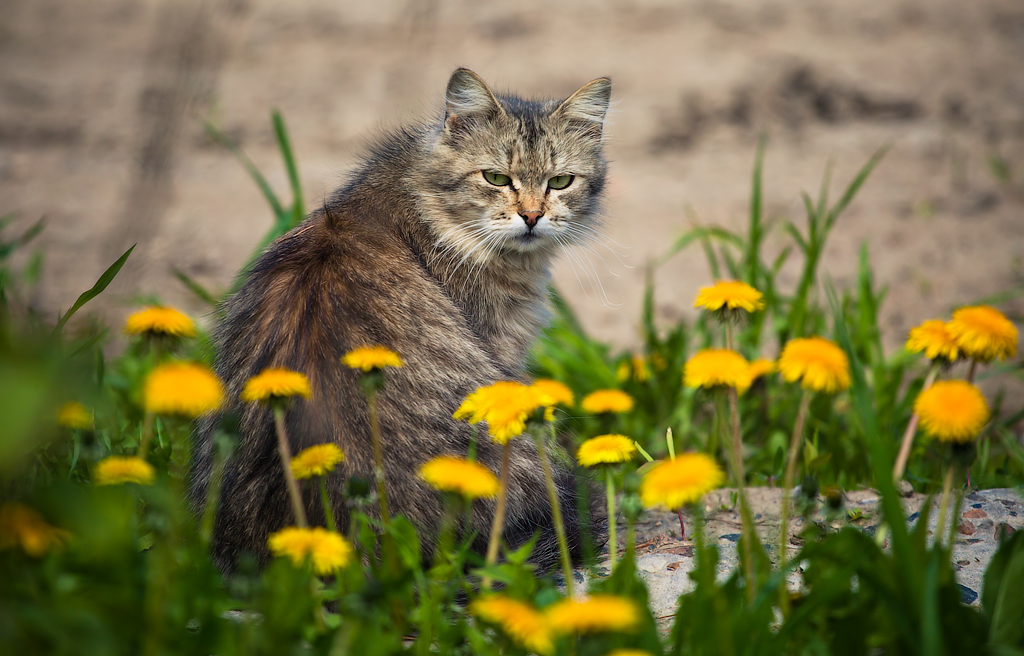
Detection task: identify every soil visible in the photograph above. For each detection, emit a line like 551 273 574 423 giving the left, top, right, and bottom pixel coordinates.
1 0 1023 368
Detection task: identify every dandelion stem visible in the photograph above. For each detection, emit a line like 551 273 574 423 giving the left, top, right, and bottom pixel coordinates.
727 385 757 602
534 426 574 596
483 442 512 590
606 468 618 571
936 463 955 543
676 508 686 540
319 476 337 532
967 358 978 384
779 389 812 566
200 437 228 544
893 362 940 481
273 407 307 528
138 410 155 459
367 390 391 524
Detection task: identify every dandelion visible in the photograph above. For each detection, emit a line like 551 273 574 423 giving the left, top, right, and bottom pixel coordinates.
94 456 155 486
531 379 574 408
684 349 752 391
577 434 636 467
268 526 354 575
546 594 640 634
694 280 765 315
617 355 650 383
746 359 775 386
241 368 311 404
144 362 225 416
948 305 1018 363
640 452 725 510
906 319 961 363
419 456 499 500
454 381 543 444
0 503 70 557
341 345 404 372
471 596 553 655
778 336 851 394
578 434 636 568
580 389 634 415
915 380 990 443
124 306 196 338
291 444 344 480
57 401 92 430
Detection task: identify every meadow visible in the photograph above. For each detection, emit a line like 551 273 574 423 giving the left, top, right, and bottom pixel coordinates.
1 119 1022 655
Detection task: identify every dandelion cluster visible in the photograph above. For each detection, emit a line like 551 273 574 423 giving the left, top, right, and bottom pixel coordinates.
545 594 640 634
454 381 543 444
241 367 311 403
144 362 225 416
577 434 637 467
0 503 69 557
342 346 404 372
693 280 765 314
778 336 850 394
94 456 156 486
419 456 500 500
267 526 354 575
290 444 344 480
580 389 634 414
948 305 1018 363
57 401 92 430
470 596 553 655
640 452 724 510
124 306 197 338
684 349 751 391
914 380 990 443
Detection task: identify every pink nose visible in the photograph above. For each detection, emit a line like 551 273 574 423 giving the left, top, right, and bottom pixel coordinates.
520 210 543 228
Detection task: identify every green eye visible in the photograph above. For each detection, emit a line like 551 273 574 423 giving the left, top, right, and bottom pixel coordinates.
483 171 512 186
547 174 574 190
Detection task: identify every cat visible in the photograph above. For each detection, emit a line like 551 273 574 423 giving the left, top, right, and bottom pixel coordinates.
189 68 612 573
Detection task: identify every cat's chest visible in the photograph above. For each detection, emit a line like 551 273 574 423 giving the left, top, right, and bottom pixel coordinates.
462 273 549 372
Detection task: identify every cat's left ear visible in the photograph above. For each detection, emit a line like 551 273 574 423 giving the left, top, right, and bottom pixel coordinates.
556 77 612 135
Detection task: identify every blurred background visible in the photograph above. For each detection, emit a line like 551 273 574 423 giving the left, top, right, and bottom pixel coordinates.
1 0 1022 352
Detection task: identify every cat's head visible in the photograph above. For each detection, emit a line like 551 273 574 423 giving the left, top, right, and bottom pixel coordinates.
421 69 611 264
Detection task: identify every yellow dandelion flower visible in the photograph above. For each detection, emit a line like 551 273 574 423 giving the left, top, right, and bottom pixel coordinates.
342 345 404 372
124 306 197 338
683 349 752 391
240 367 311 404
914 380 990 443
94 456 155 486
640 452 724 510
453 381 543 444
419 456 500 500
746 359 775 384
268 526 354 575
616 361 630 382
546 594 640 635
617 355 650 383
577 434 637 467
290 443 344 480
580 389 634 414
693 280 765 313
948 305 1018 363
57 401 92 430
0 503 70 557
531 379 575 408
777 336 850 394
144 362 225 416
906 319 961 362
471 596 553 656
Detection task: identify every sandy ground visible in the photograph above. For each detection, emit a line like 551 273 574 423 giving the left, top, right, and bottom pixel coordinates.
1 0 1023 363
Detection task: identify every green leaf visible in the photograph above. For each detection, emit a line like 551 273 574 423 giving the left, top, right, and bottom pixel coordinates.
172 267 221 309
55 244 134 332
984 530 1024 647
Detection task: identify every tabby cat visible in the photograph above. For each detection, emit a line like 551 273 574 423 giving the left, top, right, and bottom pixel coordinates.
189 68 612 572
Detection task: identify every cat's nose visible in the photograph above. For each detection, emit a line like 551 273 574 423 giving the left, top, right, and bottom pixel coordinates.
519 210 543 229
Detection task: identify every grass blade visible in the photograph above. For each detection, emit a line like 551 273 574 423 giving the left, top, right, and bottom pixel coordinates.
55 244 134 333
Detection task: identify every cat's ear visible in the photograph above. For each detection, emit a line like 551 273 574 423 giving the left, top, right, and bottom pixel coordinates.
556 77 612 135
444 68 504 134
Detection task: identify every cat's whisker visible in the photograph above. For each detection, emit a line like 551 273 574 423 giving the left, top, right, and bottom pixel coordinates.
555 233 620 309
559 226 626 278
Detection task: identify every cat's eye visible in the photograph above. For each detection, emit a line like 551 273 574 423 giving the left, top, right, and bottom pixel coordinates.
547 174 575 190
483 171 512 186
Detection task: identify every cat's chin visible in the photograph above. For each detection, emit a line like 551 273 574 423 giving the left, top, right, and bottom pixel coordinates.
501 232 557 256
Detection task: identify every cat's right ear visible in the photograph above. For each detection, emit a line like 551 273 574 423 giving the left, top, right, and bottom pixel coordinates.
444 68 504 136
